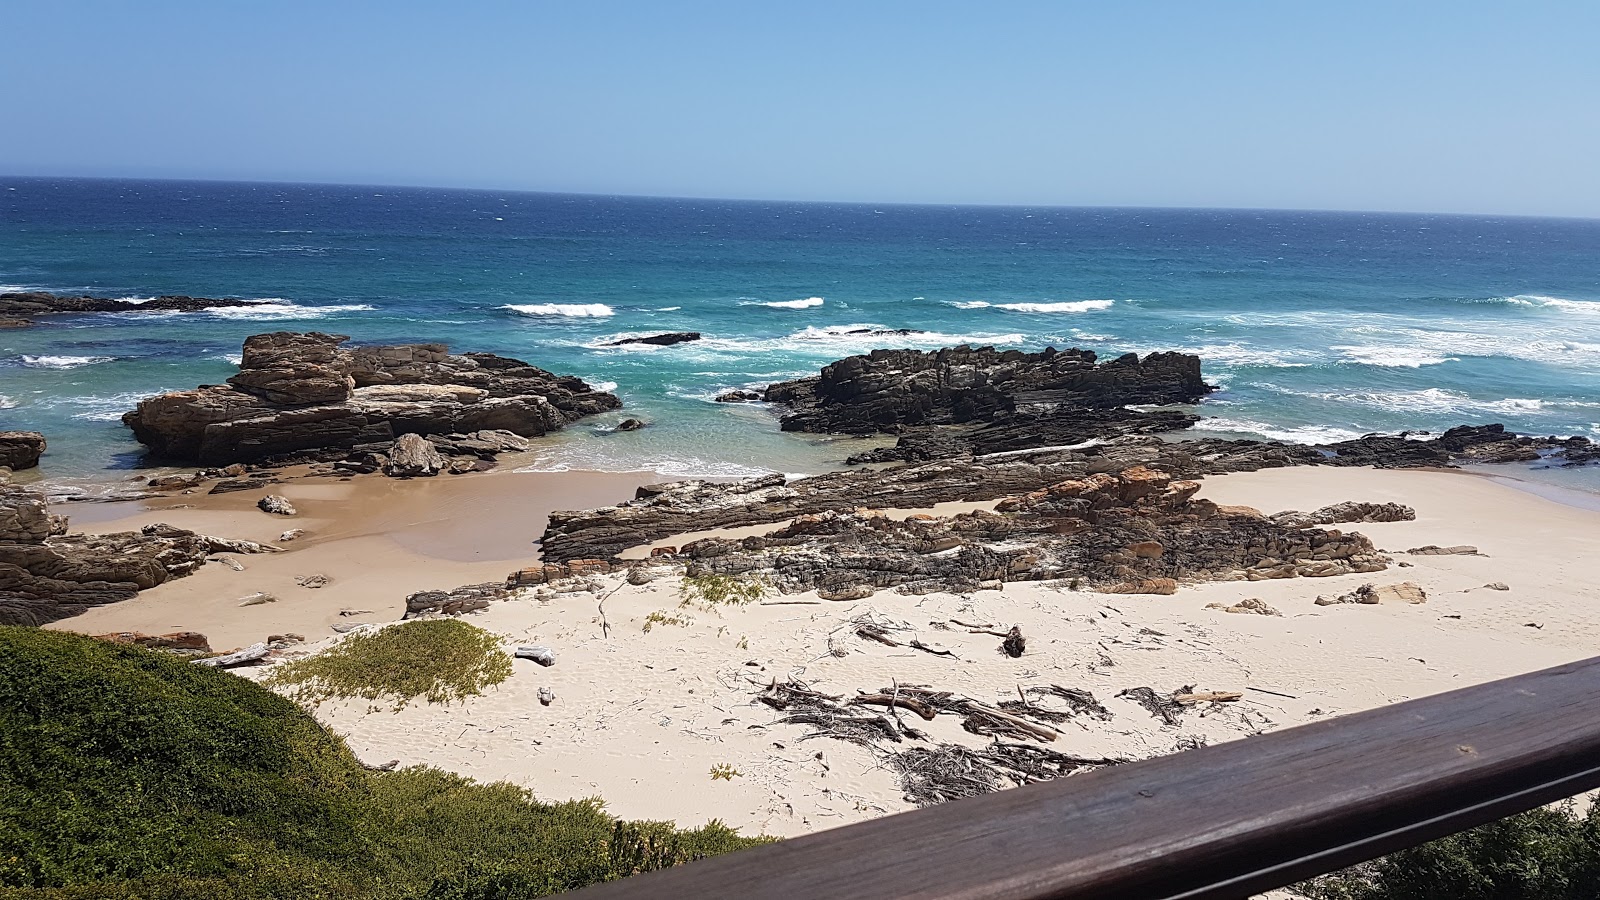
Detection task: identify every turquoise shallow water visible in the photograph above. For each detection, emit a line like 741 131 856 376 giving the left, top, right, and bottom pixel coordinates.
3 177 1599 491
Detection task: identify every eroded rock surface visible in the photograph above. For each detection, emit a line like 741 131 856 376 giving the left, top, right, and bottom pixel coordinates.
766 346 1212 439
0 432 46 470
674 467 1385 598
0 484 276 627
124 331 620 465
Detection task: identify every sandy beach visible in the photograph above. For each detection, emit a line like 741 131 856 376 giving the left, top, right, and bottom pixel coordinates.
49 463 1600 839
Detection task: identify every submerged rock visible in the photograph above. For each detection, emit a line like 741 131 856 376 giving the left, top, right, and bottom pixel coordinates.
0 290 264 327
607 332 702 346
123 331 621 465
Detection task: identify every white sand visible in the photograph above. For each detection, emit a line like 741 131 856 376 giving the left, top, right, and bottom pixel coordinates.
253 465 1600 840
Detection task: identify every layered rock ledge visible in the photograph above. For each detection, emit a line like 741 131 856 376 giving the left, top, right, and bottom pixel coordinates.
0 482 277 627
124 331 621 466
0 290 263 327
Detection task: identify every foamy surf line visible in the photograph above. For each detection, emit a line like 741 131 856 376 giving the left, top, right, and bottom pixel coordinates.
502 303 616 318
949 299 1115 313
739 296 825 309
19 355 115 369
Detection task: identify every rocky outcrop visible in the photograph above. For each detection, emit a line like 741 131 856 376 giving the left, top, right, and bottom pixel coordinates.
607 332 701 346
714 390 764 403
384 433 445 478
0 291 263 326
0 432 46 470
674 467 1385 598
765 346 1212 436
1271 502 1415 529
123 331 620 465
0 484 277 627
538 436 1352 563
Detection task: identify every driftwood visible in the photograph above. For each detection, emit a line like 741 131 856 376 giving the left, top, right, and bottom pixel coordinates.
852 693 940 721
1174 690 1243 705
193 642 270 668
1028 685 1113 721
1119 686 1186 726
961 701 1058 742
895 741 1123 807
515 646 556 666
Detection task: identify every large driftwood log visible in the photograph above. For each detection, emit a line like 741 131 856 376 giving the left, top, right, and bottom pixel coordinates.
192 642 270 668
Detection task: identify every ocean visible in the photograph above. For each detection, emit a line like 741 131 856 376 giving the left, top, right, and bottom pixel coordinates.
4 177 1600 493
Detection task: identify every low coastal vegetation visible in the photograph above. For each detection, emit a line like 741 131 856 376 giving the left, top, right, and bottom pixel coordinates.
0 627 768 899
265 619 512 711
1300 800 1600 899
677 572 768 610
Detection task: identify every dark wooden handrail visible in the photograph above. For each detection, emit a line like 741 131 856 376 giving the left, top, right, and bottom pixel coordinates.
569 656 1600 899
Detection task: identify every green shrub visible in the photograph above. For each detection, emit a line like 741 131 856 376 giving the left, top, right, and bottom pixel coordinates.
266 619 512 710
678 573 767 611
1300 799 1600 900
0 626 769 899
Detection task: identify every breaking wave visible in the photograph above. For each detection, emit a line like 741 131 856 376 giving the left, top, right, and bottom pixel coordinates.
201 301 376 321
20 355 114 369
950 299 1114 313
741 296 824 309
502 303 616 318
1196 416 1367 444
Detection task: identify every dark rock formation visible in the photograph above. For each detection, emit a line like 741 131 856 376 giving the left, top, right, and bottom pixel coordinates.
0 432 46 470
607 332 702 346
124 331 620 465
403 582 509 618
714 390 764 403
0 290 263 327
765 346 1212 436
0 484 277 627
677 466 1385 598
538 436 1347 563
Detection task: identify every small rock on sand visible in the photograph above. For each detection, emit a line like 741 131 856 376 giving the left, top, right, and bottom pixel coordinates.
257 494 297 516
279 528 306 542
237 591 277 607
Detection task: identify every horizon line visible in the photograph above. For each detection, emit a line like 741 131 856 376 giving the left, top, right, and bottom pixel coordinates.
4 172 1597 225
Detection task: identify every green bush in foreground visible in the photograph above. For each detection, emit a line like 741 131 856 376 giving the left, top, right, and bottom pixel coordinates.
0 626 768 899
1300 799 1600 900
678 573 768 610
265 619 513 710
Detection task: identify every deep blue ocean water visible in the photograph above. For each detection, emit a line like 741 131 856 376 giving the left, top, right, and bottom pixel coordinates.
4 177 1600 491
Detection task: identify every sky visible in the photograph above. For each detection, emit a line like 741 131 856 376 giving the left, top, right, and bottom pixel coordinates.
4 1 1598 217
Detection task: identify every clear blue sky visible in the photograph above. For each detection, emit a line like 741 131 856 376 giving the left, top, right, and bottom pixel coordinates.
5 1 1597 217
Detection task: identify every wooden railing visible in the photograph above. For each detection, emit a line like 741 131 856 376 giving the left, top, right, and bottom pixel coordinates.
568 656 1600 899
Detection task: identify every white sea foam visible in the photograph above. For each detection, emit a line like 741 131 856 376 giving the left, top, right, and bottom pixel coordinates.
202 302 375 321
0 394 14 409
741 296 824 309
950 299 1114 313
588 381 620 393
31 390 171 422
502 303 615 318
20 355 114 369
1267 385 1550 416
1503 294 1600 314
110 296 157 305
586 324 1027 358
1333 345 1456 368
1197 417 1367 444
210 353 244 365
656 306 682 311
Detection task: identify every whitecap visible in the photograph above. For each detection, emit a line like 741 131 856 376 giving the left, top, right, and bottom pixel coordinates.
740 296 825 309
951 299 1115 314
588 380 620 393
502 303 615 318
1196 417 1367 444
1503 294 1600 314
20 355 114 369
0 394 14 409
1333 345 1456 368
656 306 682 311
210 353 244 365
202 302 376 321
